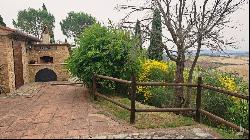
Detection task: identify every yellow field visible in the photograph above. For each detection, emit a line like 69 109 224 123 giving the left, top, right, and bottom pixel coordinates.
197 56 249 82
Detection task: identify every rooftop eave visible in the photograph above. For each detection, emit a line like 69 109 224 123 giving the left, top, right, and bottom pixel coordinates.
33 43 71 47
1 26 41 42
11 31 41 42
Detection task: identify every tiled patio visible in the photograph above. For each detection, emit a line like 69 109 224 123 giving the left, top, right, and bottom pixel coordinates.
0 83 135 139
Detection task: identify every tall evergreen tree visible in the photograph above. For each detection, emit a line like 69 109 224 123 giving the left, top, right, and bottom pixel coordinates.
0 15 6 27
134 20 142 50
42 3 47 11
147 8 163 60
13 4 55 40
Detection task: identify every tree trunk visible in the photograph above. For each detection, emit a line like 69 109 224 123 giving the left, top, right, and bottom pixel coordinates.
174 60 185 108
184 36 202 108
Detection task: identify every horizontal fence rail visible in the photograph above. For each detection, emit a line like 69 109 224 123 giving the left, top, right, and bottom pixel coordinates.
95 92 131 111
136 108 195 112
92 74 249 136
51 82 84 86
199 109 249 135
202 84 249 100
137 82 197 87
95 74 131 84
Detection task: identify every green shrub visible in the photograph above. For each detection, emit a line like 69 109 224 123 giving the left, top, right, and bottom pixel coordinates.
66 24 136 93
137 60 167 102
165 61 176 83
136 59 175 107
201 69 249 129
147 87 174 108
202 91 234 121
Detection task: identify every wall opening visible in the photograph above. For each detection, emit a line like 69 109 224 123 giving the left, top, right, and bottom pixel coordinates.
29 60 36 64
40 56 53 63
35 68 57 82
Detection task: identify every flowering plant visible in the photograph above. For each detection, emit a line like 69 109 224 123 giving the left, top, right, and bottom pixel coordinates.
137 60 169 102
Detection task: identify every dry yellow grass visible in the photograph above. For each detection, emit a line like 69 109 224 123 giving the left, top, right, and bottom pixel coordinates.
217 65 249 82
198 56 248 65
197 56 249 82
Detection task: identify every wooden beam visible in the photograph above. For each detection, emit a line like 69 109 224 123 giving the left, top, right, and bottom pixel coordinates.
50 83 84 85
95 93 131 111
202 84 249 100
137 82 197 87
96 75 131 84
199 109 249 135
136 108 195 112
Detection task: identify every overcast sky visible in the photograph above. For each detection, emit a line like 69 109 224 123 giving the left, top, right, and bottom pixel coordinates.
0 0 249 52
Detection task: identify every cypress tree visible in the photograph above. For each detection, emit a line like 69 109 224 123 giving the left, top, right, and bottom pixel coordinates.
42 3 47 11
147 8 163 60
134 20 142 50
0 15 6 27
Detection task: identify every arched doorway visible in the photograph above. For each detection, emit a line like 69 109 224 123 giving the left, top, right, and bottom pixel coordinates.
35 68 57 82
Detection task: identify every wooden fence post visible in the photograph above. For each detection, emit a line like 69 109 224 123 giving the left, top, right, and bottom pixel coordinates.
92 74 97 101
195 76 202 123
130 73 136 124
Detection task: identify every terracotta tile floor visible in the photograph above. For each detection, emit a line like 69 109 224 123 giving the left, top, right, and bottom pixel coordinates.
0 83 135 139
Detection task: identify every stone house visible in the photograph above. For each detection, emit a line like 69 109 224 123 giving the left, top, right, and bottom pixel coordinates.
0 26 70 94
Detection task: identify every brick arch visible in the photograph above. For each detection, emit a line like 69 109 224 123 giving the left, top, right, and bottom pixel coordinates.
35 68 57 82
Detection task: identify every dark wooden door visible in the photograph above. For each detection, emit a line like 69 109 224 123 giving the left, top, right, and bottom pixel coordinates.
13 41 24 89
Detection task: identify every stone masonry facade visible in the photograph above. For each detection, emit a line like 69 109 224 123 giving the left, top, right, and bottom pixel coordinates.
27 43 70 82
0 26 70 95
0 28 27 93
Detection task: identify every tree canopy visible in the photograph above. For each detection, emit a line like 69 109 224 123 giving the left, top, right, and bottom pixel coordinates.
66 24 135 89
60 11 96 39
117 0 246 108
12 4 55 40
0 15 6 27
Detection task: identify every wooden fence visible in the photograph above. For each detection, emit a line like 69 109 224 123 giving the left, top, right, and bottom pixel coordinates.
92 74 249 135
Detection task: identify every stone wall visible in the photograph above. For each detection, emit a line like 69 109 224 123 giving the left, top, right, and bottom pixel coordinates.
0 36 16 94
27 44 70 82
28 64 69 82
0 36 9 93
28 45 69 64
1 37 71 94
21 42 29 84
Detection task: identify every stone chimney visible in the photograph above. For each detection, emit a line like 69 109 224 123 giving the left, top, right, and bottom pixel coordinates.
41 26 50 44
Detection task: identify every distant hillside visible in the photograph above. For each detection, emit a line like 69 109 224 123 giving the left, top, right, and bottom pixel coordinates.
162 49 249 61
198 50 249 57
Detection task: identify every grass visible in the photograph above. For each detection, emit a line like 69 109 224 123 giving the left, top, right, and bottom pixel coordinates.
210 127 247 139
93 95 196 129
92 94 249 139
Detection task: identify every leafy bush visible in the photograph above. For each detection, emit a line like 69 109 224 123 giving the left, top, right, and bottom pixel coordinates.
201 69 249 129
66 24 136 93
137 60 167 102
136 59 175 107
147 87 174 107
165 61 176 83
135 58 248 129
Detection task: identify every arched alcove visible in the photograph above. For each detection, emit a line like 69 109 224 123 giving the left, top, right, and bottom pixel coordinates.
35 68 57 82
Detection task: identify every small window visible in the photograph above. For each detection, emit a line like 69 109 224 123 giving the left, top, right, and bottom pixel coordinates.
29 60 36 64
40 56 53 63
